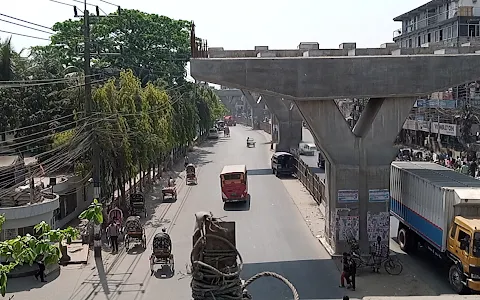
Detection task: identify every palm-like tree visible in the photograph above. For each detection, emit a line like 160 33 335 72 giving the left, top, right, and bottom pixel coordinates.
0 37 14 81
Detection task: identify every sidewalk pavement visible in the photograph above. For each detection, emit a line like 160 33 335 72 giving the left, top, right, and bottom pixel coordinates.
280 177 438 298
6 251 118 300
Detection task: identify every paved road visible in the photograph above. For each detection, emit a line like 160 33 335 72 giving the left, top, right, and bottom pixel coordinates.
8 125 343 299
300 127 326 180
299 127 454 295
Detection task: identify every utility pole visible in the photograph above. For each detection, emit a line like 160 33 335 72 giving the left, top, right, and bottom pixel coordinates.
74 1 121 258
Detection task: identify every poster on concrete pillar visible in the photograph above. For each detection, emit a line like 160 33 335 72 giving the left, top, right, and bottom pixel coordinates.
337 215 359 241
367 212 390 242
337 190 359 203
368 189 390 202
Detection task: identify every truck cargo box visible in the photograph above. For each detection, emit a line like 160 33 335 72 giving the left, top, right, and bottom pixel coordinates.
390 161 480 252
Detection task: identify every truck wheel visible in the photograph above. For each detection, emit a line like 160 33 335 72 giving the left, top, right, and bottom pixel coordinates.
449 264 468 294
398 228 409 252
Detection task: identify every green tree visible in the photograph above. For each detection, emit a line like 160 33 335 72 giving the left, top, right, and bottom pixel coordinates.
79 199 104 225
93 78 133 205
0 217 79 296
50 9 192 87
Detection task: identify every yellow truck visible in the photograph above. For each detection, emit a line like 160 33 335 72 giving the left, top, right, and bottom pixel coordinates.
390 161 480 293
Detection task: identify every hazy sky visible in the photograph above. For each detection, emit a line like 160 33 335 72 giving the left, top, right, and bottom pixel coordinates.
1 0 426 51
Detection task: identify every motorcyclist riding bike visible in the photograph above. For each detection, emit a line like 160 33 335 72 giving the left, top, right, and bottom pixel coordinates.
184 155 189 168
167 176 175 187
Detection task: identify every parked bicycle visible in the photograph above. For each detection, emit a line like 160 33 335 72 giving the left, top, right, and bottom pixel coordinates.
346 234 403 275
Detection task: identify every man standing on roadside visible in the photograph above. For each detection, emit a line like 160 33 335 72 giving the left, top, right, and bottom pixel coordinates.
348 255 357 291
107 221 120 253
339 252 351 288
35 257 47 282
371 235 386 273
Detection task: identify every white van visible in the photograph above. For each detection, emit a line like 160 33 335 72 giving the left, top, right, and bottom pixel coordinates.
299 142 316 156
208 128 219 139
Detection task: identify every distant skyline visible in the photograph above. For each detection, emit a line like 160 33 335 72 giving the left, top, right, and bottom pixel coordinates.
1 0 428 51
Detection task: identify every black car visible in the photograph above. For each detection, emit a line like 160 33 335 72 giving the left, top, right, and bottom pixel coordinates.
271 152 296 177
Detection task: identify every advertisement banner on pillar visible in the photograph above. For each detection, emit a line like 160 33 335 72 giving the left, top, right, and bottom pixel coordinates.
368 189 389 202
338 190 359 203
367 212 390 242
337 215 359 241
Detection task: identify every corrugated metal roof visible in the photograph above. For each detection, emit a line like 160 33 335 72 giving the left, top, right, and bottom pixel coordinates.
392 161 480 188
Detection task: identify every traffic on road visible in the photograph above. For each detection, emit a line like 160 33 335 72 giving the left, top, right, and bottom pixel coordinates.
7 126 343 300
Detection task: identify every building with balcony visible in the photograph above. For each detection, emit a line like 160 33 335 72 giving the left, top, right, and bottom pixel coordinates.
393 0 480 48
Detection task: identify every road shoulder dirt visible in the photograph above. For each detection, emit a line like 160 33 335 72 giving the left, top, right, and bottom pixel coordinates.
279 172 438 298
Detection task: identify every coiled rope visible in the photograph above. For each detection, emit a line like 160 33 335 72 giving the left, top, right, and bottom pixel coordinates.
190 217 299 300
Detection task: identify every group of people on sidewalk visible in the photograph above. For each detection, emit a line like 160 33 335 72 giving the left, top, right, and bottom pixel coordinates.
339 236 388 292
339 252 357 291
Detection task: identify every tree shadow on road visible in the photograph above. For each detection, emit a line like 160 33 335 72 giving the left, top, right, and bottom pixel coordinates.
247 168 272 176
138 144 215 229
331 253 441 298
242 259 343 300
94 257 110 295
6 267 61 294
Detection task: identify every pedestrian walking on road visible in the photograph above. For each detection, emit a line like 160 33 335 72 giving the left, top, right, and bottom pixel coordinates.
168 177 175 187
371 235 386 273
339 252 351 288
348 255 356 291
35 258 46 282
107 221 120 253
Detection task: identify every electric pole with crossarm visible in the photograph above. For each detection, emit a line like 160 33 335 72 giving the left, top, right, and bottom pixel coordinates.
74 0 121 258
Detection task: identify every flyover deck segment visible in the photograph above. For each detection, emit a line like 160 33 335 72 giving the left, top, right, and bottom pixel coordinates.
191 44 480 254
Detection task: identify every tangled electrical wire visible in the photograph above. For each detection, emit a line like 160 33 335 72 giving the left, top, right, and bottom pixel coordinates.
190 213 299 300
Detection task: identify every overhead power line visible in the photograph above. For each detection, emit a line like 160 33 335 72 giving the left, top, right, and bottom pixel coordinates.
48 0 76 8
0 18 53 35
0 13 53 30
0 29 50 41
99 0 119 7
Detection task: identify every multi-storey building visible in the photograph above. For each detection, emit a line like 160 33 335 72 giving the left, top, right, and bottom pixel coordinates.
390 1 480 153
394 0 480 48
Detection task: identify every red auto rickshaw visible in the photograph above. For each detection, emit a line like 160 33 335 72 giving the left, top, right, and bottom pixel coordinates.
220 165 248 203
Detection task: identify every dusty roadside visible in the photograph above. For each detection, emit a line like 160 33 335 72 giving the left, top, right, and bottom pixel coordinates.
251 126 439 298
279 177 437 298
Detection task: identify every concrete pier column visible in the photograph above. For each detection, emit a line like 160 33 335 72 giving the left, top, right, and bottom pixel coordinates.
241 90 264 129
295 98 415 254
276 120 302 152
262 96 303 152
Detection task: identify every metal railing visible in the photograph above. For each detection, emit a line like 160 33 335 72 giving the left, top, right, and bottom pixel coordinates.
240 120 326 204
294 155 325 205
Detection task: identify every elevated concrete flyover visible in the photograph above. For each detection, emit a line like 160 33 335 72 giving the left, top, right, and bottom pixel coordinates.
258 95 302 152
213 88 243 115
240 90 264 129
191 42 480 255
